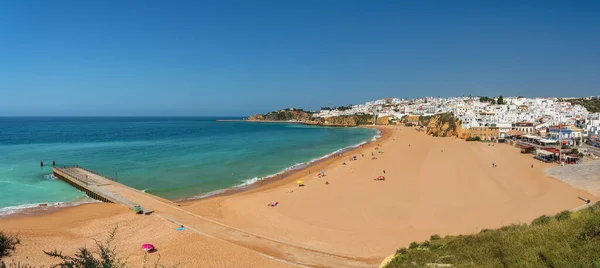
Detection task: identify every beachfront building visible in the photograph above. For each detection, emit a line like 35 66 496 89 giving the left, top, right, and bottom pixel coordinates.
512 122 534 133
471 126 500 141
548 125 584 146
492 122 512 138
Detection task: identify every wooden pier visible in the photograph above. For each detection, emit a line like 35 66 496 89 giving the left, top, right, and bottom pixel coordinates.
53 167 153 214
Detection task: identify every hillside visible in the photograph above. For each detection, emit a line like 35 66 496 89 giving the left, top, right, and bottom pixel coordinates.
385 202 600 267
564 99 600 113
247 109 374 127
247 109 313 121
305 114 373 126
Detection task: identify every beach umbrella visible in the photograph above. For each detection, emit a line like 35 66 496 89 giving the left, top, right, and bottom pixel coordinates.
296 180 303 184
377 176 385 180
142 244 155 252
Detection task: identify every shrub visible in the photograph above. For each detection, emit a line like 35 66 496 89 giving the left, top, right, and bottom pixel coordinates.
395 248 408 255
589 201 600 212
408 242 419 249
554 210 572 221
44 227 126 268
531 215 552 225
579 217 600 241
466 136 482 141
422 241 431 247
430 234 441 240
0 232 19 259
430 244 442 250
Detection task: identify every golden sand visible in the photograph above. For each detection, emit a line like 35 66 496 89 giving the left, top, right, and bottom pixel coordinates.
0 126 594 267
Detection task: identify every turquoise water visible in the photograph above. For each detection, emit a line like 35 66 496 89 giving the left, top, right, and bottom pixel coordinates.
0 117 377 214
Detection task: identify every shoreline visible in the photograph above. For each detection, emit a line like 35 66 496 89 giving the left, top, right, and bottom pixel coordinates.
177 126 387 203
2 125 597 266
0 126 387 219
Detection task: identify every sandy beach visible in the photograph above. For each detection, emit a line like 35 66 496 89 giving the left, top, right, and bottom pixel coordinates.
0 126 596 267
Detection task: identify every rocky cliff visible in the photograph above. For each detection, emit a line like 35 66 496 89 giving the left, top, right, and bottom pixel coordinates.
424 113 463 138
306 115 373 127
247 110 312 122
247 114 265 120
247 109 374 127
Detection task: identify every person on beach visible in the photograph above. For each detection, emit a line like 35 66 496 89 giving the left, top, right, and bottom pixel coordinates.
531 164 533 168
383 170 386 174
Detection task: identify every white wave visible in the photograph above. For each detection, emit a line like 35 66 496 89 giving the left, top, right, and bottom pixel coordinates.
235 177 262 187
192 136 379 200
0 198 100 217
191 188 227 199
371 129 382 141
43 173 58 180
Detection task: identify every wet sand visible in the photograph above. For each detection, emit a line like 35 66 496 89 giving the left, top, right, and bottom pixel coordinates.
0 126 595 267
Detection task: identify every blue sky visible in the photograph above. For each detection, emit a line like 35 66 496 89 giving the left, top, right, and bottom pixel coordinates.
1 1 599 116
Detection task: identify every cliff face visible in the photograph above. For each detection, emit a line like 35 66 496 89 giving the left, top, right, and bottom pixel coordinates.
376 116 390 125
247 114 265 121
248 110 312 121
248 109 375 127
425 113 462 137
306 115 373 127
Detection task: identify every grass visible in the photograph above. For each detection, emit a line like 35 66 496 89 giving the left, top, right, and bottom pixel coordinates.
385 202 600 267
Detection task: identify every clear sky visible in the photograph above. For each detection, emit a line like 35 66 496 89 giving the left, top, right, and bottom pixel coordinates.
1 1 599 116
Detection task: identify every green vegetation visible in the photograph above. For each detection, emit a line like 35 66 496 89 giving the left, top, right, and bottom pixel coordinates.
479 96 496 104
497 95 505 105
554 210 571 221
0 228 177 268
0 231 20 259
263 110 313 121
319 105 353 111
563 98 600 113
466 136 482 141
355 114 374 125
385 202 600 268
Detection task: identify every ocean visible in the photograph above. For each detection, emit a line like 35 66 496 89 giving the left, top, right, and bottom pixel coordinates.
0 117 378 215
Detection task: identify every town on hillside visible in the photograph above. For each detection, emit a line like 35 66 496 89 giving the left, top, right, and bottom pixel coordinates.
312 96 600 158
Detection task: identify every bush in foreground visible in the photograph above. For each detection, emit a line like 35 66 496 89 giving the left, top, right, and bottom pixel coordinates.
531 215 551 225
0 232 19 259
1 228 177 268
387 206 600 267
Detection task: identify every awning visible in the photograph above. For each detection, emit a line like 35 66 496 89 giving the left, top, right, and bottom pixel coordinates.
536 150 554 156
523 134 542 140
539 139 558 143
